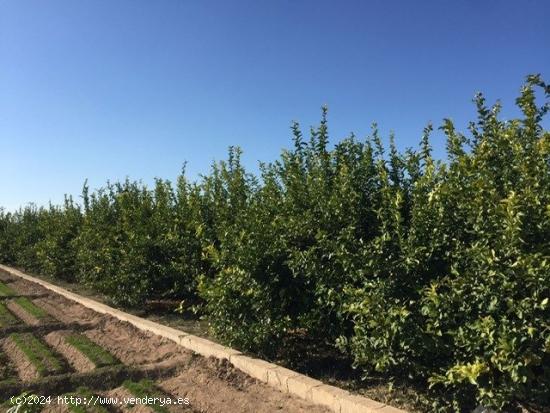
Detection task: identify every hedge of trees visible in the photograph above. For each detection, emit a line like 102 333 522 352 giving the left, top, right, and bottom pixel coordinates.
1 76 549 411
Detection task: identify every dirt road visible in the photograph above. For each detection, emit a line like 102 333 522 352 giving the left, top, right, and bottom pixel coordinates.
0 270 329 413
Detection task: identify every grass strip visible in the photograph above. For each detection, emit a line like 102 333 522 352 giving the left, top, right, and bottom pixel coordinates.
0 363 179 404
0 302 19 327
123 379 170 413
14 297 49 319
0 281 16 297
10 332 66 376
65 334 119 368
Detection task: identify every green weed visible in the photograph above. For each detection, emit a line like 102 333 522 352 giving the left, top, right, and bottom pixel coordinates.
0 302 19 327
14 298 49 320
10 333 65 376
0 281 15 297
65 334 118 368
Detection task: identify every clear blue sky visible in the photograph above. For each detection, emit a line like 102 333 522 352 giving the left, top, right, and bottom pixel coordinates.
1 0 549 211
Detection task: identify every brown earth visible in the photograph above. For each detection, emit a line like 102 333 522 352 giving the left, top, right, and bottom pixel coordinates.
6 279 44 296
1 336 40 381
83 320 189 366
0 271 329 413
44 331 96 372
5 300 44 325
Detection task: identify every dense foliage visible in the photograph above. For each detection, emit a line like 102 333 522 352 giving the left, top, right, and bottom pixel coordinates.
1 76 549 411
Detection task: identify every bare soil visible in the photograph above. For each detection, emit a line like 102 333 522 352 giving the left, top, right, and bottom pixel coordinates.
5 300 43 325
83 320 189 366
44 331 96 372
159 358 322 413
2 336 39 381
0 270 329 413
34 296 101 325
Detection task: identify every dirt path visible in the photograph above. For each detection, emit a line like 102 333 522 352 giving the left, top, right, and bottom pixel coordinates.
0 271 329 413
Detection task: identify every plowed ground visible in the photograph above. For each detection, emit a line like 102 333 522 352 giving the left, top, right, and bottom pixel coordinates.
0 271 328 413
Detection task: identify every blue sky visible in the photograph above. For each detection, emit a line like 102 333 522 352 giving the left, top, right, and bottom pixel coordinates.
1 0 549 211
